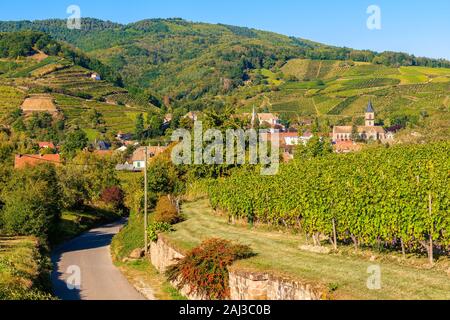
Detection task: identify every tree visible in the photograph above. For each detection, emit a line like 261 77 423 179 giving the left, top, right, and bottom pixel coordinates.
0 164 61 239
101 186 125 210
62 129 88 158
57 152 119 208
135 113 144 140
295 136 332 159
146 114 163 138
351 125 359 141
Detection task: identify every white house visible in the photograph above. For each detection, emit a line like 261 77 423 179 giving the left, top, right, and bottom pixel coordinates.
91 73 101 81
131 146 167 170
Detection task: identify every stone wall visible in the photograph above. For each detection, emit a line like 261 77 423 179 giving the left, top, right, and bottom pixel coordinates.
150 236 206 300
229 270 323 300
150 236 185 273
150 237 324 300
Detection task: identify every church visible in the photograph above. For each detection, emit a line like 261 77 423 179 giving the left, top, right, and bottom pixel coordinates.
332 101 387 143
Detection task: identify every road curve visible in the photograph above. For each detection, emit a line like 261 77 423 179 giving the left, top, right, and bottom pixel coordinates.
51 220 145 300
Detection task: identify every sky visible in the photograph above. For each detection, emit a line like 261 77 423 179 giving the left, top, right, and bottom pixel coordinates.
0 0 449 60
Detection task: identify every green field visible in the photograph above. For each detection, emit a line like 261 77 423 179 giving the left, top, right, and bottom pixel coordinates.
163 199 450 300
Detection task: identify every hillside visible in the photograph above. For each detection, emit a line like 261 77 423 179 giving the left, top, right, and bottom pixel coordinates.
0 32 148 140
231 59 450 140
1 18 450 99
0 19 449 141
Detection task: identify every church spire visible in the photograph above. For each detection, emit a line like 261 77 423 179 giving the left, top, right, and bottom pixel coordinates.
365 100 375 127
366 100 375 113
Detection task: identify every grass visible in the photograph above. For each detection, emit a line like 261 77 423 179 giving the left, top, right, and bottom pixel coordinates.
0 236 54 300
50 206 121 246
110 211 186 300
163 198 450 300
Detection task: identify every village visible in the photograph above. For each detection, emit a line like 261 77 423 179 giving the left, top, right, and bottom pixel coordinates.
13 95 396 170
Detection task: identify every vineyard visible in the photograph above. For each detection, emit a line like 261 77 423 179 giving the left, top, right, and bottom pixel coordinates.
207 142 450 261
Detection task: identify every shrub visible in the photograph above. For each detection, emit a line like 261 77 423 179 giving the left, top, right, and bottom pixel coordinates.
154 196 180 224
148 221 173 242
166 239 254 300
101 186 125 209
0 164 61 239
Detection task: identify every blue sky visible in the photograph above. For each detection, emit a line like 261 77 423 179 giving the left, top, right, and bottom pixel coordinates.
1 0 449 59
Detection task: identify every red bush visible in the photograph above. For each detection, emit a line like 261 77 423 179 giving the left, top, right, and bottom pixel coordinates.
100 186 124 209
166 239 254 300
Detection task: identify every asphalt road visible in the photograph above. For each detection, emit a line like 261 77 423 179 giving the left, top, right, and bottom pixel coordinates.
51 220 145 300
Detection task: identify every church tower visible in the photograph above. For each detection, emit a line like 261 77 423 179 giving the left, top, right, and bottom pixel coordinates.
365 101 375 127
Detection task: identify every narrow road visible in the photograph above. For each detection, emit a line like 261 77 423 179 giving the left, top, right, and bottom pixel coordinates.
51 220 145 300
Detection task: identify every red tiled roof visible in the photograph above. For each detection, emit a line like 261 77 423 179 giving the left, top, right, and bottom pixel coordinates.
14 154 61 169
131 146 168 162
38 141 55 149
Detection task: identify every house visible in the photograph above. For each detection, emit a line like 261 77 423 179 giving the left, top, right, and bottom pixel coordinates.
164 114 173 124
115 163 137 172
91 73 101 81
96 140 111 151
131 146 168 170
38 141 56 150
20 95 59 116
332 101 387 143
244 107 284 133
183 111 200 122
262 131 313 147
117 132 133 142
116 145 128 152
15 154 61 169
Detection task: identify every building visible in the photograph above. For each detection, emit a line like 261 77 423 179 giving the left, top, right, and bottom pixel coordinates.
91 73 101 81
183 111 200 122
262 131 313 146
117 132 133 142
38 141 56 149
131 146 167 170
247 107 284 133
332 101 386 143
15 154 61 169
96 140 111 151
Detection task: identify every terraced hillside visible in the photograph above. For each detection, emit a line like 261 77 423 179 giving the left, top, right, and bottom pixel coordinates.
232 59 450 138
0 54 147 139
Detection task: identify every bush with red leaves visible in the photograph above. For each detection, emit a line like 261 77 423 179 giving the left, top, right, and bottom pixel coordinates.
166 239 254 300
100 186 124 209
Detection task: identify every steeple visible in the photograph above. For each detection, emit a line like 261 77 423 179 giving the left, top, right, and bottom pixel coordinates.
366 100 375 113
365 100 375 127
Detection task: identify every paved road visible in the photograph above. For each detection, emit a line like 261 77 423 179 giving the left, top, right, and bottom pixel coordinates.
51 220 145 300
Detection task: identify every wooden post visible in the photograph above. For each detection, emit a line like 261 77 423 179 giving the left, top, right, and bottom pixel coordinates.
332 218 338 251
428 192 434 265
144 146 148 255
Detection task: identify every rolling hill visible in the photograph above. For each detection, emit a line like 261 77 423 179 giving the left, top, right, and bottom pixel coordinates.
0 32 148 140
0 19 449 141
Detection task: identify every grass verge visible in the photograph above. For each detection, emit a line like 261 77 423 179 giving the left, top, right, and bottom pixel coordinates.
50 206 121 247
111 212 185 300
